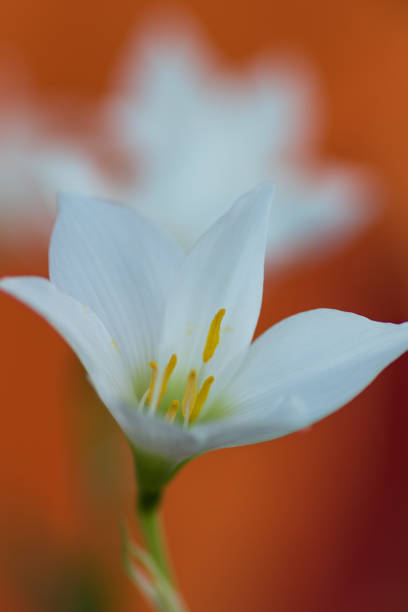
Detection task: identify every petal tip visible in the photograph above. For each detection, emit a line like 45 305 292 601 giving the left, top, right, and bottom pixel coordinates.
241 181 275 220
0 276 19 293
253 180 276 199
56 190 87 213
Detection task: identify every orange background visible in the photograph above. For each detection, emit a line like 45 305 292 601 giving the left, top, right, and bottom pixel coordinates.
0 1 408 610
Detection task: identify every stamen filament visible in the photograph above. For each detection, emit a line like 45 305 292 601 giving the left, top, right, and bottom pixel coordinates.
166 400 180 423
156 354 177 409
182 369 197 423
146 362 158 405
190 376 215 423
139 387 149 408
203 308 226 363
144 307 226 424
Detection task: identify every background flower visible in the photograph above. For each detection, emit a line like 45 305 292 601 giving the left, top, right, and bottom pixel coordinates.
105 21 374 261
0 19 374 268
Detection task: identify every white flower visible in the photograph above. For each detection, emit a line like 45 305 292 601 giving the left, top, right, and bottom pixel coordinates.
1 186 406 484
106 25 374 260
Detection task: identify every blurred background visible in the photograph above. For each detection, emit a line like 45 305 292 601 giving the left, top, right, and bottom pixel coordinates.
0 0 408 610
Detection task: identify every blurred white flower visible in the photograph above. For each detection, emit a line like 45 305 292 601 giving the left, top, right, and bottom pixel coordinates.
0 21 375 262
0 110 113 244
105 23 375 261
2 188 406 478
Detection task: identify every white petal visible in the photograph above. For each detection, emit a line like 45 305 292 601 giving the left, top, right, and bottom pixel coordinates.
49 193 184 387
158 184 273 383
194 309 408 450
0 276 131 409
113 404 201 465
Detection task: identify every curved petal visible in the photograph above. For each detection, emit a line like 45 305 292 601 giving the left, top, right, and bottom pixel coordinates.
194 309 408 450
113 404 201 465
0 276 132 409
158 184 273 383
49 193 184 387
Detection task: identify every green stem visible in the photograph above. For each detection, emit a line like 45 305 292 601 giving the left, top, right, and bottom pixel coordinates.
130 448 188 610
137 491 173 583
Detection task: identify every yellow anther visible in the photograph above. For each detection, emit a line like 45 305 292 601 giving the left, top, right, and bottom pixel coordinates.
203 308 226 363
157 354 177 407
111 338 119 353
166 400 180 423
146 361 158 405
182 369 197 420
189 376 215 423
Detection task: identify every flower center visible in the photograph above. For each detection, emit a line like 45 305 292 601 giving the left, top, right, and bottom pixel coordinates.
144 308 226 425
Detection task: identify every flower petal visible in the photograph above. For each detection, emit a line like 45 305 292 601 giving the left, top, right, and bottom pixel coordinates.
194 309 408 450
113 405 201 465
158 184 273 381
49 193 184 387
0 276 132 409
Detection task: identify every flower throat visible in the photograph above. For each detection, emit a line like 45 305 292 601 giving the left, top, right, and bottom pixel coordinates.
144 308 226 426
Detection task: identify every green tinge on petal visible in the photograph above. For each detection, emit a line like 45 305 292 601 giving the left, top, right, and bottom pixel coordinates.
135 371 231 427
194 391 233 424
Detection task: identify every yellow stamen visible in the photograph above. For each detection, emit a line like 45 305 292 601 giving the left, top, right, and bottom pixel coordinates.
157 354 177 407
182 369 197 420
166 400 180 423
146 361 158 405
203 308 226 363
189 376 215 423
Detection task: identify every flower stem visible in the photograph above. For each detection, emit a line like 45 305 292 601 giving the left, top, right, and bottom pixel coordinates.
131 448 188 610
137 491 172 582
